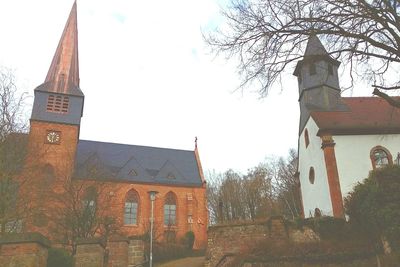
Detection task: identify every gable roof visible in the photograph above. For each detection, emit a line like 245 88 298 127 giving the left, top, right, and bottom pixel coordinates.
311 97 400 136
74 140 203 187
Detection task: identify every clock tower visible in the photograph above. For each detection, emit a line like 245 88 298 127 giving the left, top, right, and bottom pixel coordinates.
28 1 83 178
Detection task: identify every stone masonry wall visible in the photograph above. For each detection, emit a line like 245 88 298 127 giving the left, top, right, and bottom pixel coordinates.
128 238 146 267
107 238 129 267
74 239 105 267
0 233 50 267
205 217 382 267
205 217 289 267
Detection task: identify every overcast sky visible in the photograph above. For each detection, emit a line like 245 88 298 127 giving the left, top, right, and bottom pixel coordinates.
0 0 303 174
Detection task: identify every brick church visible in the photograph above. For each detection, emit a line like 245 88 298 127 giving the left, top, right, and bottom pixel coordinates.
295 35 400 218
23 1 208 250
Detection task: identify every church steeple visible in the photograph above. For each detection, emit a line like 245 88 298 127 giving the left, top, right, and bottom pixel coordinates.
37 1 82 96
294 35 345 134
31 1 84 126
294 34 341 93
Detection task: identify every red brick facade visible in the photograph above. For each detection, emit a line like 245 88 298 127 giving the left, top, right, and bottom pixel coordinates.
26 119 208 248
22 1 208 252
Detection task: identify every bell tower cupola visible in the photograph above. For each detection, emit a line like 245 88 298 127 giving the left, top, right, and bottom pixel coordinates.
294 35 344 133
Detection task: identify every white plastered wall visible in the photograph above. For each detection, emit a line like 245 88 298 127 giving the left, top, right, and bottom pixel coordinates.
298 118 333 217
333 134 400 198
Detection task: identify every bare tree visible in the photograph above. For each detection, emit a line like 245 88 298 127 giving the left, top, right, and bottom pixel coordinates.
242 164 274 220
205 0 400 106
273 149 302 219
0 67 30 235
206 165 275 224
47 179 120 255
206 150 302 224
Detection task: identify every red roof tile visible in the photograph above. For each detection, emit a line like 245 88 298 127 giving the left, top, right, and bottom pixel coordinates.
311 97 400 135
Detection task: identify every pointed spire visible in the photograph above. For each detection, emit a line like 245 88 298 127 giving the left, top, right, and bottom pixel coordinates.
293 34 340 76
37 1 83 96
304 35 328 57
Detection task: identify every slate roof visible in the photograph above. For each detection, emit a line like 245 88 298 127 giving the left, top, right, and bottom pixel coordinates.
311 97 400 135
74 140 203 187
294 35 340 76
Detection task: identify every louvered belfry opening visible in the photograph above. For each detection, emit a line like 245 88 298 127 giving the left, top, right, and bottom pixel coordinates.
46 94 70 113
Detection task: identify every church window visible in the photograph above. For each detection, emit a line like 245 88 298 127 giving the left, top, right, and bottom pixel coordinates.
309 63 316 75
309 167 315 184
82 186 97 218
304 129 310 148
328 64 333 75
47 94 69 113
164 192 177 226
370 146 392 169
124 190 139 225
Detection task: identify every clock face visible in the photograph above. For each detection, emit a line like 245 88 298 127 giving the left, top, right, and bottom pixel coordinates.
46 131 61 144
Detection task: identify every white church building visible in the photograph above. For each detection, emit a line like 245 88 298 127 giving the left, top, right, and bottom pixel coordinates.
295 35 400 218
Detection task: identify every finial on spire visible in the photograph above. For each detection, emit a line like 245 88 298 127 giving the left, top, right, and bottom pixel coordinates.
195 136 198 149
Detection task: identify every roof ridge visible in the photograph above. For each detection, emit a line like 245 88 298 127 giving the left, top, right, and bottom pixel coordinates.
78 139 195 153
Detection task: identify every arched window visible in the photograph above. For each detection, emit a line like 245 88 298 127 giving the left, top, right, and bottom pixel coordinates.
304 129 310 148
124 190 139 225
83 186 97 218
370 146 392 169
164 192 177 226
309 167 315 184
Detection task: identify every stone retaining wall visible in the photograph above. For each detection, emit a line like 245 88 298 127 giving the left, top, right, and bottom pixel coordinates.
128 238 146 267
205 217 290 267
108 237 129 267
205 217 386 267
74 238 105 267
0 233 50 267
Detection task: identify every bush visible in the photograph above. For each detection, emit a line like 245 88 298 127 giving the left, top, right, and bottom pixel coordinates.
47 248 73 267
345 166 400 250
182 231 195 250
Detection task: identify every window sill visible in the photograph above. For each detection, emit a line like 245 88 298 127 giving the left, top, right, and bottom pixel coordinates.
123 224 138 227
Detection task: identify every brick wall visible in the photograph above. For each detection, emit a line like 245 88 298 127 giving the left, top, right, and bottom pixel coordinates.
106 183 208 250
206 217 289 267
206 217 381 267
107 237 129 267
74 238 105 267
128 238 146 266
0 233 50 267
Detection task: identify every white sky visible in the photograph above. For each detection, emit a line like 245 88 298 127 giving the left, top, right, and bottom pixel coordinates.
1 0 303 174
